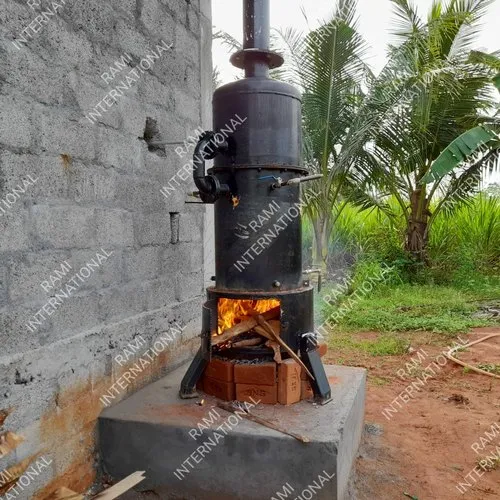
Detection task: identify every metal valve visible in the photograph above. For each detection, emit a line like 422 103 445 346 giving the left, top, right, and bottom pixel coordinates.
258 174 323 190
303 268 322 292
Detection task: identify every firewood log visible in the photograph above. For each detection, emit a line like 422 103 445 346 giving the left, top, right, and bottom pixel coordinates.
255 315 314 380
212 306 280 345
231 338 264 348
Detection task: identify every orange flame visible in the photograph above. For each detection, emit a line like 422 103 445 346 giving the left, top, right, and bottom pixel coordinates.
217 298 280 335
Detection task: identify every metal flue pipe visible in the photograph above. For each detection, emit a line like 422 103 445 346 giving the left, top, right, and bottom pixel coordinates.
243 0 270 77
230 0 283 77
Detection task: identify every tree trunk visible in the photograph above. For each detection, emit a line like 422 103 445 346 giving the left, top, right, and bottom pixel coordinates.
405 188 431 263
312 216 331 272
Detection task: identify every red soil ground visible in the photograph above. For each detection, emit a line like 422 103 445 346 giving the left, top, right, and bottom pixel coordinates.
323 328 500 500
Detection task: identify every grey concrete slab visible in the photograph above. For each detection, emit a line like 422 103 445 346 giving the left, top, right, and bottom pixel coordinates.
99 363 366 500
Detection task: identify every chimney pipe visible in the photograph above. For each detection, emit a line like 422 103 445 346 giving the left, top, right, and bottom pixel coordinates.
243 0 270 51
230 0 283 77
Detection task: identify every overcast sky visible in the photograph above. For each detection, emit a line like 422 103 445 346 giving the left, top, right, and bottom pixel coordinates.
213 0 500 82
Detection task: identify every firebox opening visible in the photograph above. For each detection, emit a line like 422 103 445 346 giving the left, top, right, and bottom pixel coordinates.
217 298 280 336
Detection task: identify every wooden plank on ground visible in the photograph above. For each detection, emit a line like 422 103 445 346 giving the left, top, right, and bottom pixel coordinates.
92 471 146 499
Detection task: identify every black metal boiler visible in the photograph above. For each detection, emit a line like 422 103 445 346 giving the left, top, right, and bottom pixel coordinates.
179 0 331 402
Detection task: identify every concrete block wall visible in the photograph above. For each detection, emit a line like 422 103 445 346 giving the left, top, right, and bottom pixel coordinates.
0 0 212 497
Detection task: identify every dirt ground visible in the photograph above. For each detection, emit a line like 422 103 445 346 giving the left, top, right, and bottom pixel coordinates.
323 327 500 500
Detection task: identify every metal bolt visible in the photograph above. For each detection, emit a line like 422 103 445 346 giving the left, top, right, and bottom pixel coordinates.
272 280 281 288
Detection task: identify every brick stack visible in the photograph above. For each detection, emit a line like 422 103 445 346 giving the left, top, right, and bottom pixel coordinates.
198 342 328 404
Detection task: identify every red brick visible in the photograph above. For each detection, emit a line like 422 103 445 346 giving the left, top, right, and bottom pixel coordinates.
301 367 309 381
301 380 314 400
204 358 234 382
234 362 276 386
236 383 277 405
196 378 204 391
203 376 235 401
278 359 301 405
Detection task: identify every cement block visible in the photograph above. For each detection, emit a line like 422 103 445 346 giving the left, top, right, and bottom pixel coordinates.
67 248 116 292
0 206 30 253
95 208 134 248
0 50 70 106
200 0 211 20
49 293 100 340
63 0 117 43
96 127 144 172
174 88 201 123
67 162 117 204
140 0 176 44
36 18 93 70
7 250 70 303
32 205 96 249
111 19 151 59
0 265 8 307
134 211 170 246
123 246 161 281
37 109 96 161
117 97 149 139
175 271 203 302
99 364 366 500
107 0 136 18
137 74 176 110
98 284 145 324
162 243 203 274
0 151 70 202
0 93 32 149
175 23 200 64
141 278 176 311
94 248 124 290
68 73 121 129
179 212 202 243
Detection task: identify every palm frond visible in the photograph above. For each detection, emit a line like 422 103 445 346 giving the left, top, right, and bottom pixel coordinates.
390 0 424 42
213 29 242 53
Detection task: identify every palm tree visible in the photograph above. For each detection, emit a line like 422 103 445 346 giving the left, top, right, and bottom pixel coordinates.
347 0 500 262
272 0 372 270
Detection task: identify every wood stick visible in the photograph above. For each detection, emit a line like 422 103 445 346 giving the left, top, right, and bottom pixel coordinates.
256 316 314 380
254 325 274 341
231 338 264 348
92 471 146 499
213 306 280 345
266 340 283 364
217 402 309 443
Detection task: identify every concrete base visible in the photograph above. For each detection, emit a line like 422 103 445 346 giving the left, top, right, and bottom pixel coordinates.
99 364 366 500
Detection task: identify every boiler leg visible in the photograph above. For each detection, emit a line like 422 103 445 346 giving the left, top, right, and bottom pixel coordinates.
179 348 208 399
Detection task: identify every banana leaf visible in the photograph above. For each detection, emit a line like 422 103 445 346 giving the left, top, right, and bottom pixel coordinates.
422 126 498 183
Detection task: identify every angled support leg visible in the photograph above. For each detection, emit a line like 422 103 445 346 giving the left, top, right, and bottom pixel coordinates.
179 348 208 399
301 334 332 404
179 299 216 399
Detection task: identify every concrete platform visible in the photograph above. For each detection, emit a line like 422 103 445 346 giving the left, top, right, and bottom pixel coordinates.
99 364 366 500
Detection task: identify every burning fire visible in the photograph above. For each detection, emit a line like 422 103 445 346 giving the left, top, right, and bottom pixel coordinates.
217 298 280 335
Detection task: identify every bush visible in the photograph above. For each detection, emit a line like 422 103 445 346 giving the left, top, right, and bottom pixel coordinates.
304 194 500 286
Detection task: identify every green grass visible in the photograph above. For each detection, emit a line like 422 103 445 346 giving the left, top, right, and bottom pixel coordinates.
323 283 497 335
323 329 410 357
307 194 500 358
477 363 500 374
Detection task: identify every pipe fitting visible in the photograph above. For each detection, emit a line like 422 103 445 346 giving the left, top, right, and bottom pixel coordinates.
193 131 230 204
